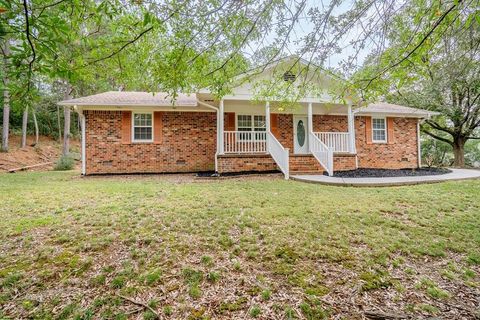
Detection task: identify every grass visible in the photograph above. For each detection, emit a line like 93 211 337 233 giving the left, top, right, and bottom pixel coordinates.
0 171 479 319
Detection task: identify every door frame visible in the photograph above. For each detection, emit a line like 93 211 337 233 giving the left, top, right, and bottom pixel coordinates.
293 115 309 154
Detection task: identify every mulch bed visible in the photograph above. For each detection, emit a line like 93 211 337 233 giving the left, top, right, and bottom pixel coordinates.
333 167 451 178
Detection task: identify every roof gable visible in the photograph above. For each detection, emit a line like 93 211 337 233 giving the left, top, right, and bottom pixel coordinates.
226 56 345 102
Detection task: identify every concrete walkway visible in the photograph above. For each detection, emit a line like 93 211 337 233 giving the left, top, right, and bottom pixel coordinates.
291 168 480 187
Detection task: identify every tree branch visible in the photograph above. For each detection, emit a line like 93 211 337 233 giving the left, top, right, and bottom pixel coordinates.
424 119 455 135
89 26 153 65
34 0 67 11
23 0 36 91
361 0 462 89
421 129 453 145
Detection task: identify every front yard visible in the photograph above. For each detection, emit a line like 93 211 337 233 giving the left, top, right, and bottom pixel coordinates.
0 172 479 319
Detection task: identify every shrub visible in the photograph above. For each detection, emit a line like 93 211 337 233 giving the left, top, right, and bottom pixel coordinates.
54 155 75 171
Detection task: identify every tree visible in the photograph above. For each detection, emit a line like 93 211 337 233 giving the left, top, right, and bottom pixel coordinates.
352 1 480 167
1 39 9 152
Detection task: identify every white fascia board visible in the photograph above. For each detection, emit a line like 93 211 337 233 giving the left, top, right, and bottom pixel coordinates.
58 102 198 107
354 112 429 118
77 105 214 112
221 94 335 104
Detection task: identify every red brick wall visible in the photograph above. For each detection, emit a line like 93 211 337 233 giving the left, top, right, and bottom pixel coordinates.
312 115 348 132
84 110 216 174
217 155 278 173
355 116 419 169
273 114 294 151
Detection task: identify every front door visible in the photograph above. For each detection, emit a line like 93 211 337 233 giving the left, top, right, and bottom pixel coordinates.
293 116 309 154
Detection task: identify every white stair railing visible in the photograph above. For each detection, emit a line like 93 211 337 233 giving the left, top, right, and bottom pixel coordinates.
267 132 289 179
309 132 333 176
314 132 350 153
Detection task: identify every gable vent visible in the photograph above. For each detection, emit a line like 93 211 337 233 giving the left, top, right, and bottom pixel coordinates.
283 71 296 82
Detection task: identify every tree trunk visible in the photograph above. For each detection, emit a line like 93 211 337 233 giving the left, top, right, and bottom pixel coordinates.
2 88 9 152
63 107 71 156
452 137 466 167
57 105 62 141
63 86 72 156
21 105 29 148
32 108 39 146
1 40 10 152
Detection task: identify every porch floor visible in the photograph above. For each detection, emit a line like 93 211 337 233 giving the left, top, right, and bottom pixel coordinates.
291 168 480 187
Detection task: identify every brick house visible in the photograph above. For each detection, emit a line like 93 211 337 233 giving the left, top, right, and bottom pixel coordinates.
59 59 435 178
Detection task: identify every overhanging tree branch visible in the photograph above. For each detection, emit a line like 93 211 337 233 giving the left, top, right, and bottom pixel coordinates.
361 0 462 89
89 26 153 65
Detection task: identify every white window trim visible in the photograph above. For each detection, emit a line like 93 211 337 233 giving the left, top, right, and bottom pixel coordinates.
132 112 154 143
235 114 267 141
372 117 387 143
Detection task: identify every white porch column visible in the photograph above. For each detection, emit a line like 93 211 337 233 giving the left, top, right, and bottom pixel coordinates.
265 101 270 133
307 102 313 151
347 103 356 154
219 99 224 155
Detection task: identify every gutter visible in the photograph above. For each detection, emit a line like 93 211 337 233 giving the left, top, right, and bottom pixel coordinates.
196 100 220 173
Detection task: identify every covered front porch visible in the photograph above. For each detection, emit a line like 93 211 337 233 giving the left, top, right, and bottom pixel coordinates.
213 99 357 178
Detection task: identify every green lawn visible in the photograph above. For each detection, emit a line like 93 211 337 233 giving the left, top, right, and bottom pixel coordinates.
0 171 479 319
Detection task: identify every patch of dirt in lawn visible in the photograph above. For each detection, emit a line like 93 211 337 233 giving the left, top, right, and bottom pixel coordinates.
0 135 80 172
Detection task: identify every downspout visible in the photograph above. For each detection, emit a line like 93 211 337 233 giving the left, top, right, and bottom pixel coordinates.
417 119 422 168
352 107 359 169
197 100 220 172
74 105 86 176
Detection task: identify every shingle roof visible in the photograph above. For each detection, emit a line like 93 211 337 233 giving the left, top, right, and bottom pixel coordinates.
355 102 438 118
58 91 198 107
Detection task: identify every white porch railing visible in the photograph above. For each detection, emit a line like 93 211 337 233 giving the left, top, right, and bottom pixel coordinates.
314 132 350 153
224 131 267 154
309 132 333 176
267 132 289 179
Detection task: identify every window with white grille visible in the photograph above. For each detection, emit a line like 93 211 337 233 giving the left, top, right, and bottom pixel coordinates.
372 118 387 142
133 113 153 142
237 115 266 140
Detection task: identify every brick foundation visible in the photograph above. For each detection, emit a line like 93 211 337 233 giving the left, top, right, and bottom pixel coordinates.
334 154 357 171
289 155 324 173
217 154 278 173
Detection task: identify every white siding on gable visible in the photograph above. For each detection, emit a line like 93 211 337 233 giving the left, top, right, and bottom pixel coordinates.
227 59 340 102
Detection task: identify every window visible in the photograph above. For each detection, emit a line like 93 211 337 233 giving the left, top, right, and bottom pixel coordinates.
372 117 387 142
133 113 153 142
237 115 266 140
